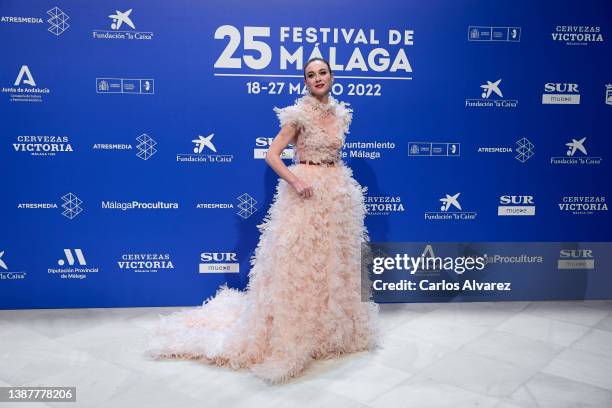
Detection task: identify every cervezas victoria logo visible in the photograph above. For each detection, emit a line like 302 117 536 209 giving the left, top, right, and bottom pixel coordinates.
118 253 174 273
558 196 607 216
551 25 604 46
13 135 73 156
363 189 405 216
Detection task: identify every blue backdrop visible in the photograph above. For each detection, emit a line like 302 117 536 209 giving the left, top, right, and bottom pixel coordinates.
1 0 610 309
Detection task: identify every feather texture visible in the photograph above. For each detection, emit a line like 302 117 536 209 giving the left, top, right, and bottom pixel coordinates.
146 93 379 384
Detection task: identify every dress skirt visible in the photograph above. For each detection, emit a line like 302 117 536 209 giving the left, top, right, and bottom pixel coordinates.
146 162 380 384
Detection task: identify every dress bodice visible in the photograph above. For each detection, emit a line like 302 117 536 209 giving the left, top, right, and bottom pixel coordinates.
273 93 353 164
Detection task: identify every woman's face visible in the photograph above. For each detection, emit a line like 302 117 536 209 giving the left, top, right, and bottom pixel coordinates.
304 61 333 96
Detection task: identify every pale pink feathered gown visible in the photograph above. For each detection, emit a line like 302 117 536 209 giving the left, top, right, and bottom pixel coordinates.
146 93 380 383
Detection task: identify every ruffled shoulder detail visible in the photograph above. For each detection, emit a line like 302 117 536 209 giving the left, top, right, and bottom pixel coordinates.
335 99 353 135
272 99 307 131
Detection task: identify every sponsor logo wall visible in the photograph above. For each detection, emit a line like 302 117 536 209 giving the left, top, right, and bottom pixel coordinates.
1 1 610 308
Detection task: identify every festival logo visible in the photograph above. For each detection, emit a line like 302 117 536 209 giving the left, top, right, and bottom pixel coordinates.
214 25 415 97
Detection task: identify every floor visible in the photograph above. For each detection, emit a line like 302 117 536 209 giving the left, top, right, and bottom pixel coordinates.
1 300 612 408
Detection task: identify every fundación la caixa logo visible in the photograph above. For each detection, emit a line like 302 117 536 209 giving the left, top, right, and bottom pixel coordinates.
177 133 234 164
0 251 27 281
2 65 51 103
466 78 518 108
550 137 602 166
424 192 478 221
16 193 84 220
92 8 153 40
0 6 69 36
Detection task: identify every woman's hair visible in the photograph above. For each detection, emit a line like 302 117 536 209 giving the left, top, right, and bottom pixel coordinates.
303 57 333 79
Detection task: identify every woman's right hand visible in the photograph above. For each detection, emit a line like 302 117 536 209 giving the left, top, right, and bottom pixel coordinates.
290 178 314 199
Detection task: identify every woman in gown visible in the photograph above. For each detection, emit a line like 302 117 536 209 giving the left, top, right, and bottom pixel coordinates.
146 57 380 384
